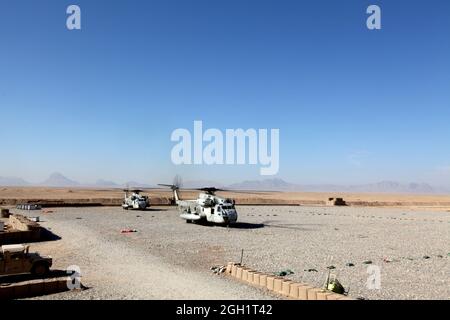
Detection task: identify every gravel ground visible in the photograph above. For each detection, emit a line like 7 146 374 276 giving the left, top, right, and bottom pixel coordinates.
9 205 450 300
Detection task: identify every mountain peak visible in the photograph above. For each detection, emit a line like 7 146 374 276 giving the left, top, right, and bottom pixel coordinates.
41 172 79 187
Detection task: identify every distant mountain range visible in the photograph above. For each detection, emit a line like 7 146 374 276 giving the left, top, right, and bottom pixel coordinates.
42 172 80 187
0 173 155 189
0 176 30 187
0 174 448 195
227 179 448 194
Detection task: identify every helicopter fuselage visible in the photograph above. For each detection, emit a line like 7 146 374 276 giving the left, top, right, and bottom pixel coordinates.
122 192 150 210
177 193 238 225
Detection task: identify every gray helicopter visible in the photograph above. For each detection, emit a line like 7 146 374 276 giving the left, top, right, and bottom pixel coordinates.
158 184 238 225
122 189 150 210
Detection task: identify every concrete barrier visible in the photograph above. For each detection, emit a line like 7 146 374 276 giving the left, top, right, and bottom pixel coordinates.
266 275 276 291
246 270 256 284
273 278 283 294
224 262 353 300
288 283 304 299
326 293 344 300
281 280 294 296
231 265 237 277
298 285 314 300
226 262 233 274
235 266 244 280
252 273 262 286
259 274 267 287
317 290 333 300
242 269 249 282
307 288 323 300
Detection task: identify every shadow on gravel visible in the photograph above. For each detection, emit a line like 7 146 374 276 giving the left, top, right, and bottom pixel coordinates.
40 227 62 242
189 221 265 229
261 221 317 231
146 208 169 212
228 222 265 229
132 208 169 212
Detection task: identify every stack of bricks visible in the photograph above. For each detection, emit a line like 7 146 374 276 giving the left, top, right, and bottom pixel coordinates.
225 262 353 300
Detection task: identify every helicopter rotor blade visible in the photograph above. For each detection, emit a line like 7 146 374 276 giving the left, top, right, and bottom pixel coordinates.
157 183 179 190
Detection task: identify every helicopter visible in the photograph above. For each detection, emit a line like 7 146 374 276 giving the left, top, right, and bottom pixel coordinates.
122 189 150 210
158 184 238 225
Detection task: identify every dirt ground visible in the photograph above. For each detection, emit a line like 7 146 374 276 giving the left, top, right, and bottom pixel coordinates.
2 204 449 300
2 187 450 209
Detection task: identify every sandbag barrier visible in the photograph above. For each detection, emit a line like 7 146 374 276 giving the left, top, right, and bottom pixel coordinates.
0 276 77 300
225 262 353 300
0 214 42 245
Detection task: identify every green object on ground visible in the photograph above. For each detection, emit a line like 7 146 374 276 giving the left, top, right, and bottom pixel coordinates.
327 279 345 294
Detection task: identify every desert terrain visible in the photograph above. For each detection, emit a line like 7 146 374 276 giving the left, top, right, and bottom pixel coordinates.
2 187 450 209
1 188 450 300
3 205 449 300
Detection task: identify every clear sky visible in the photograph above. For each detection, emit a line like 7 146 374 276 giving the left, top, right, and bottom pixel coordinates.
0 0 449 186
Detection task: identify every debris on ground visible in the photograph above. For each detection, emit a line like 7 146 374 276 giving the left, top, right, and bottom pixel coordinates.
16 204 42 210
30 217 40 222
42 209 54 214
121 229 138 233
363 260 372 264
326 265 336 270
1 208 10 218
76 217 82 220
274 269 294 276
304 268 318 272
383 257 392 263
346 263 355 267
325 275 346 294
423 255 430 259
210 266 226 274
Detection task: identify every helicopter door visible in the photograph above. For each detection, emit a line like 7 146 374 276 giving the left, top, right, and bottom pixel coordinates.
204 207 213 221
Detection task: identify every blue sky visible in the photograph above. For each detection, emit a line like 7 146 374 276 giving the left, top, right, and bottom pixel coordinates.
0 0 449 186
